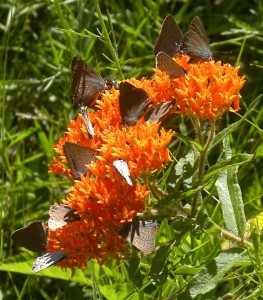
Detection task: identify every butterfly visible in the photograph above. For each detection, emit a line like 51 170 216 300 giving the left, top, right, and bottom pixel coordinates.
155 52 185 78
144 100 175 123
63 142 97 180
80 106 94 139
119 218 158 255
154 14 183 57
48 204 81 230
113 159 133 186
179 16 212 63
71 57 108 107
104 78 119 90
119 82 152 126
32 251 67 273
11 221 47 255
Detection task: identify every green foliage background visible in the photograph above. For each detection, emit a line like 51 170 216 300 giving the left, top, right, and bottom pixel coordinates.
1 0 263 299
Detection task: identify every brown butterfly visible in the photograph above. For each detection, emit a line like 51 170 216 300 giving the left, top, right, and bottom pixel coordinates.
11 221 48 255
154 14 183 57
32 251 67 273
63 142 97 180
155 52 185 78
144 100 175 123
71 57 108 107
179 16 212 63
119 217 158 255
119 82 152 126
48 204 81 230
80 106 94 139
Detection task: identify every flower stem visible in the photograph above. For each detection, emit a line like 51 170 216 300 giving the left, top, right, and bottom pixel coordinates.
191 119 216 217
93 0 124 79
192 116 204 147
203 119 216 154
221 229 251 246
149 183 168 199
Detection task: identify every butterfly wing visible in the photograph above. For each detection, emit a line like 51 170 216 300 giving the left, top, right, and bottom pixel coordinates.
113 159 133 186
80 107 94 139
48 204 81 230
63 142 97 180
154 15 183 57
156 52 185 78
119 218 158 255
119 82 152 126
131 221 158 255
71 57 107 107
32 251 67 273
11 221 47 255
144 100 175 123
119 217 140 243
180 16 212 63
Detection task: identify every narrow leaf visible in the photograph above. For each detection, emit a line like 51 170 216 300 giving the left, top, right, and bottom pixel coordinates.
255 143 263 158
125 257 142 289
210 94 262 151
201 153 252 184
178 249 247 299
158 152 251 209
215 137 246 237
149 240 175 285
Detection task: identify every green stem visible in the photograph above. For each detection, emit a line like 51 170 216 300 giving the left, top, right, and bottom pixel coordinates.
191 119 216 217
192 116 204 147
221 229 251 247
203 119 216 154
149 183 168 199
148 184 188 219
93 0 124 79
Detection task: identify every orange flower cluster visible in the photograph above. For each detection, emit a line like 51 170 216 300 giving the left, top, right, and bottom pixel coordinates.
47 52 245 272
47 79 174 271
49 86 173 180
147 55 245 120
48 178 150 270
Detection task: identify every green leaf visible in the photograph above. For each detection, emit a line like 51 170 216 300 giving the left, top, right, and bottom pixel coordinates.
175 133 203 152
125 257 142 289
34 120 53 157
210 94 262 152
0 254 89 283
91 261 132 300
174 265 203 276
99 283 131 300
58 28 101 38
149 241 175 285
255 143 263 158
158 184 206 208
178 249 247 299
215 137 246 237
8 127 37 147
174 149 198 190
159 151 252 209
202 153 252 185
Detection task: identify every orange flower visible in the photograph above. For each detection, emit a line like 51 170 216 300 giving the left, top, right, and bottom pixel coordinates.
47 220 127 271
49 86 173 181
47 80 174 270
152 55 245 120
46 176 150 271
66 176 148 222
90 123 173 180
